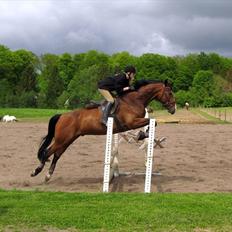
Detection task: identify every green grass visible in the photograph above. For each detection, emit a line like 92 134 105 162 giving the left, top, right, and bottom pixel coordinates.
0 108 69 121
212 107 232 112
192 108 232 124
191 108 226 124
0 190 232 232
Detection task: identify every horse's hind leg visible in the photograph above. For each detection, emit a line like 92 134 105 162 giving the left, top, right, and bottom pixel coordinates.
31 145 55 177
31 162 45 177
45 147 66 182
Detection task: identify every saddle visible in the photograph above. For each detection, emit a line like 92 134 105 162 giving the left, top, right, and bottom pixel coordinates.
85 99 119 115
85 99 127 130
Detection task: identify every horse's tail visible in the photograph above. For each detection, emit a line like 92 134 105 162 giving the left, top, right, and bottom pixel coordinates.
37 114 61 162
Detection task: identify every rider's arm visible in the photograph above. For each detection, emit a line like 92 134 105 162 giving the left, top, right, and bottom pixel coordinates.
114 74 130 94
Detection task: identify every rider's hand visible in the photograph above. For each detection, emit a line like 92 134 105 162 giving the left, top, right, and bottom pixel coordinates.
123 87 130 91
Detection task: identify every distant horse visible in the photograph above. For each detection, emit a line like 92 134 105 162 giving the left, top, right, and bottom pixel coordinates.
31 79 176 181
185 102 190 110
2 115 17 122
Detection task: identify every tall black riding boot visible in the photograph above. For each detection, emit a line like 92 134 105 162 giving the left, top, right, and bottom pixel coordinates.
102 102 113 125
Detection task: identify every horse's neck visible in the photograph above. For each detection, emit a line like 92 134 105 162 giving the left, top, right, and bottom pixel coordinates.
137 83 163 106
119 92 145 114
119 83 163 109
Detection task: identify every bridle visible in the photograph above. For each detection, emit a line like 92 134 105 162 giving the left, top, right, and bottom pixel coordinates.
160 84 175 109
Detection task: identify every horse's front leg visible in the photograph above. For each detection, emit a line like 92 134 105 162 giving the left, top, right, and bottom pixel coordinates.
129 117 150 130
129 118 157 141
128 118 150 141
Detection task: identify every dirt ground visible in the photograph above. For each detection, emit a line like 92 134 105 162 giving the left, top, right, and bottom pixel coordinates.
1 110 232 193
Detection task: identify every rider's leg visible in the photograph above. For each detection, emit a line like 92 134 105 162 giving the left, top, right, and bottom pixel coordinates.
102 101 114 125
98 89 114 125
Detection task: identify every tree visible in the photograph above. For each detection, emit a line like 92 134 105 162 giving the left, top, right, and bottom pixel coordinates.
37 54 64 108
207 53 223 74
0 46 39 107
190 70 215 106
136 54 177 82
14 50 38 97
174 65 193 91
223 92 232 106
67 65 103 108
73 53 85 72
197 52 211 70
110 51 137 74
175 90 191 107
80 50 110 70
58 53 75 88
177 54 200 76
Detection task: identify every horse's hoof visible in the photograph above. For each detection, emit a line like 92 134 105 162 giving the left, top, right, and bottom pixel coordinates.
45 174 51 182
136 131 147 141
31 171 36 177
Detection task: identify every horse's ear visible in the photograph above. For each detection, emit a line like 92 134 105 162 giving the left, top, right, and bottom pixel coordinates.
164 79 168 86
164 79 173 89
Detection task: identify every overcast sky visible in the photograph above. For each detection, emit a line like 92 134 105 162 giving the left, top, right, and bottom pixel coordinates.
0 0 232 57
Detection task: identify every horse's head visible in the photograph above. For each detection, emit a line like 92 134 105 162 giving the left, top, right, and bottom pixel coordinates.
158 80 176 114
130 79 176 114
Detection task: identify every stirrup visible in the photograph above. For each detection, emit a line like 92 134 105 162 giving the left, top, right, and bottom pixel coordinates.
102 117 108 126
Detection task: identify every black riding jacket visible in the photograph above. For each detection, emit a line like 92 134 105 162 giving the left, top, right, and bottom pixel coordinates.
98 73 129 95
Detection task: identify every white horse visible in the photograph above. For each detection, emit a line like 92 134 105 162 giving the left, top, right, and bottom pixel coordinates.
2 115 17 122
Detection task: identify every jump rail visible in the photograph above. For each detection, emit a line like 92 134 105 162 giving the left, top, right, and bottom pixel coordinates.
103 117 156 193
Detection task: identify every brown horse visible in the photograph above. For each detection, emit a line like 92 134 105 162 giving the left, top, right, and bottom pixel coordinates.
31 79 176 181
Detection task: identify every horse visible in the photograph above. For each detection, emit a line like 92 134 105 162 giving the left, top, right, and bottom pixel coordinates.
31 79 176 181
2 115 17 122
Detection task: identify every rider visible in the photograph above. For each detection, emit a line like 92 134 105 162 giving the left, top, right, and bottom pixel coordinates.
98 65 136 125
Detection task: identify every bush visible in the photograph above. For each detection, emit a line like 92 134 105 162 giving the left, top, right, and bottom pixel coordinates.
57 91 70 109
223 93 232 106
19 91 37 107
175 90 191 107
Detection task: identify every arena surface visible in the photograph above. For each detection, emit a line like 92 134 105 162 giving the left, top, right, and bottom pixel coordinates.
1 113 232 193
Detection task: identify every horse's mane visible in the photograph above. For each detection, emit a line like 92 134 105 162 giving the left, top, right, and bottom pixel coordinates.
133 79 164 90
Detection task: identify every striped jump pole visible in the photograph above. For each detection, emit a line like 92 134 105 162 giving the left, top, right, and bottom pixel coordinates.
144 118 156 193
103 117 114 193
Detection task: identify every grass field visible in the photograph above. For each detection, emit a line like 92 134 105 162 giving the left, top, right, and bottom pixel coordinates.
0 189 232 232
192 108 231 124
0 108 69 121
209 107 232 112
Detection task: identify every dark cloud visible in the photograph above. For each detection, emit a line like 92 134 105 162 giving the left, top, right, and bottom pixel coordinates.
0 0 232 56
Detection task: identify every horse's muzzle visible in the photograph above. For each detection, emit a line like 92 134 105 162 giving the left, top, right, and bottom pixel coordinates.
168 104 176 114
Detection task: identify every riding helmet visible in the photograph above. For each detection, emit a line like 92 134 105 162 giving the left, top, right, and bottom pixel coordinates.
124 65 136 74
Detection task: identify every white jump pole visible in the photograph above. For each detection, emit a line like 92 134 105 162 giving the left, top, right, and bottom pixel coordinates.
144 119 156 193
111 133 119 178
103 117 156 193
103 117 114 193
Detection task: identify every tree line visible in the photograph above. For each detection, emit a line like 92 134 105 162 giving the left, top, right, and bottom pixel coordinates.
1 44 232 109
